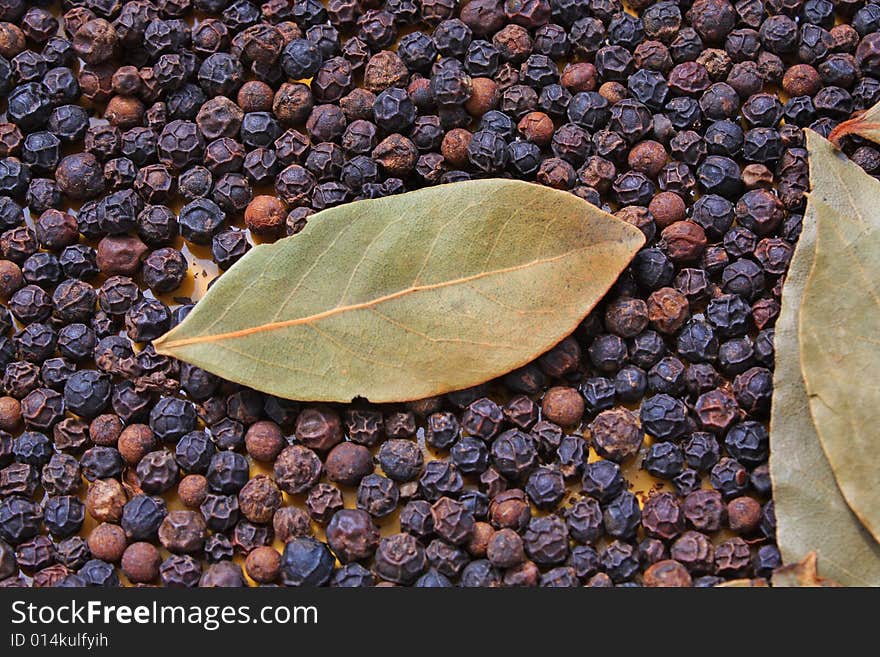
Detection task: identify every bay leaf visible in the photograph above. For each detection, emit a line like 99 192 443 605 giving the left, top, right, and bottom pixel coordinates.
770 552 840 588
769 134 880 586
155 179 644 403
828 99 880 145
799 131 880 543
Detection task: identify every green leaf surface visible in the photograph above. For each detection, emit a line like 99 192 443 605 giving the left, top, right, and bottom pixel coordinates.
769 136 880 585
155 179 644 402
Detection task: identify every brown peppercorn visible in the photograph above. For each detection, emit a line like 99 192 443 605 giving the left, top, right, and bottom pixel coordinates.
487 527 525 568
684 489 724 532
647 287 690 334
326 508 380 563
97 235 148 276
628 140 667 178
239 475 283 524
104 95 145 129
364 50 409 92
295 406 343 452
489 489 531 531
742 164 773 190
493 24 532 63
782 64 821 97
121 542 161 584
643 559 693 587
604 297 649 338
178 474 208 509
244 420 285 462
373 133 418 177
642 491 686 540
74 19 117 65
274 445 322 494
649 192 687 228
561 62 598 93
118 424 156 465
504 560 540 587
831 24 859 53
441 128 473 168
671 530 715 574
245 195 287 235
237 81 274 113
0 260 22 297
695 388 741 432
599 81 628 104
273 83 314 126
88 522 127 562
660 221 707 262
111 66 141 96
589 407 644 462
0 23 26 58
517 111 554 146
465 77 499 117
325 441 374 486
340 88 377 121
273 506 313 543
714 537 751 576
467 521 494 557
55 152 105 200
158 510 207 554
89 414 123 447
726 496 762 534
85 478 127 523
541 386 585 427
79 64 115 105
0 396 21 431
245 546 281 584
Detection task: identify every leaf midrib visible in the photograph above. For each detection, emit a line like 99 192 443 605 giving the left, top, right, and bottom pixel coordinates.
156 244 594 350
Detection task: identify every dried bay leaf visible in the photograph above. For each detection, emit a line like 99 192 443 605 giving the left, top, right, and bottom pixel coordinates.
771 553 840 588
155 179 644 403
799 131 880 544
828 100 880 146
769 136 880 585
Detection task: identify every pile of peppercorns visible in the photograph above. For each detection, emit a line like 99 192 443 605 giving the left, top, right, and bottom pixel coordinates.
0 0 877 588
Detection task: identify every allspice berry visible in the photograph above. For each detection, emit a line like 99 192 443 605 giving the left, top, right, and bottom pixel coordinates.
441 128 473 168
649 192 687 228
518 111 554 146
85 478 128 523
628 141 667 178
245 420 286 462
541 386 585 427
643 559 693 587
273 506 313 543
89 414 124 446
561 62 597 93
727 496 762 534
118 424 156 465
97 235 148 276
647 287 690 334
245 196 287 235
104 95 145 129
0 260 23 297
599 81 627 104
0 396 22 431
178 474 209 508
121 542 161 584
325 441 374 486
238 475 282 524
88 522 128 562
246 546 281 584
237 81 275 112
464 77 499 117
660 221 708 262
782 64 821 97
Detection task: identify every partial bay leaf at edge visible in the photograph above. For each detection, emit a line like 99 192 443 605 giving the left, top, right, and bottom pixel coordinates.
828 99 880 145
769 136 880 585
155 179 645 402
799 131 880 543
